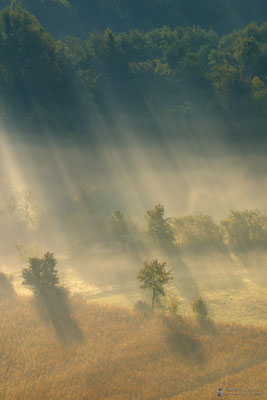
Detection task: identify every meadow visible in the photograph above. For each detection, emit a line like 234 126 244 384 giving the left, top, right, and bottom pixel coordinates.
0 296 266 400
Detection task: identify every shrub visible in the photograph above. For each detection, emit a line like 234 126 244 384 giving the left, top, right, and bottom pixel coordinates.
192 297 208 320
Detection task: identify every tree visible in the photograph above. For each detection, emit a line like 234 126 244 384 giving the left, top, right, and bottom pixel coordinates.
0 7 80 133
109 210 140 251
22 252 82 342
110 210 129 249
167 295 179 315
192 297 208 320
145 204 176 250
22 252 59 296
137 259 173 310
172 214 224 250
221 209 267 251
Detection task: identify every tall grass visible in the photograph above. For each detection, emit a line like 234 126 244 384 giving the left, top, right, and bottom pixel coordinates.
0 297 266 399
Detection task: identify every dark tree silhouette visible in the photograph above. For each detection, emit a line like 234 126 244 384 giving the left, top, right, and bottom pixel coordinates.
22 252 59 296
22 252 82 343
137 259 173 310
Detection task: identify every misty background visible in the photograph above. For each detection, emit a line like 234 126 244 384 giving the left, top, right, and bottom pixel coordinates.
0 132 267 318
0 0 266 323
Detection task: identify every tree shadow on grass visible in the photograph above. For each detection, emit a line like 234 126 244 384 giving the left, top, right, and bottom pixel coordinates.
238 250 267 288
198 317 218 336
161 314 206 364
36 287 84 344
168 254 200 301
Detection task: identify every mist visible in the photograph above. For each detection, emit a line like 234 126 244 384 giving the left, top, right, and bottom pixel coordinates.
1 129 267 315
0 2 266 398
1 131 267 218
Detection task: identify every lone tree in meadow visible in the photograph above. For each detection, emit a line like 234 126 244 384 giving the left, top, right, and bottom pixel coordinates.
192 297 208 321
22 252 59 296
137 259 173 310
22 252 82 343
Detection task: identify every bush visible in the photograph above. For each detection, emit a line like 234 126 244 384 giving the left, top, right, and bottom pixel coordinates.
167 296 180 315
192 297 208 320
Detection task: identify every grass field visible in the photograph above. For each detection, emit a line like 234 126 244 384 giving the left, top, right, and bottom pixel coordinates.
63 249 267 326
91 282 267 326
2 248 267 327
1 247 266 399
0 297 266 400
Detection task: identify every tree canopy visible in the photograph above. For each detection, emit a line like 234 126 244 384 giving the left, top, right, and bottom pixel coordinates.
137 259 173 310
145 204 176 249
1 0 266 39
221 209 267 251
0 7 266 143
22 252 59 295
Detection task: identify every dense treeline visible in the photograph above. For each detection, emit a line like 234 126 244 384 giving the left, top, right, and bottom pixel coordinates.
2 184 267 258
1 0 267 39
0 6 266 140
0 7 88 133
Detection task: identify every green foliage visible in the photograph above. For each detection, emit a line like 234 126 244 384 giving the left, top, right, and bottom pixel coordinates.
0 3 265 141
3 0 266 39
109 211 139 250
145 204 176 250
221 209 267 251
172 214 224 250
110 211 128 248
209 22 267 115
192 297 208 320
167 296 179 315
22 252 82 343
61 22 267 139
14 0 84 39
137 259 173 310
22 252 59 296
0 6 82 132
251 76 267 115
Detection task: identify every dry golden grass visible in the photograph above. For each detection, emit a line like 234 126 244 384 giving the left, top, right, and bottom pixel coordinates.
171 360 267 399
0 297 266 400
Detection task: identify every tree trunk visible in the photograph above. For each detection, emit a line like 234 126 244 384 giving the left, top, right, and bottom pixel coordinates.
152 289 155 310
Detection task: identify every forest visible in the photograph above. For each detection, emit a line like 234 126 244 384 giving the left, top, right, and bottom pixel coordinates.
0 3 265 142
